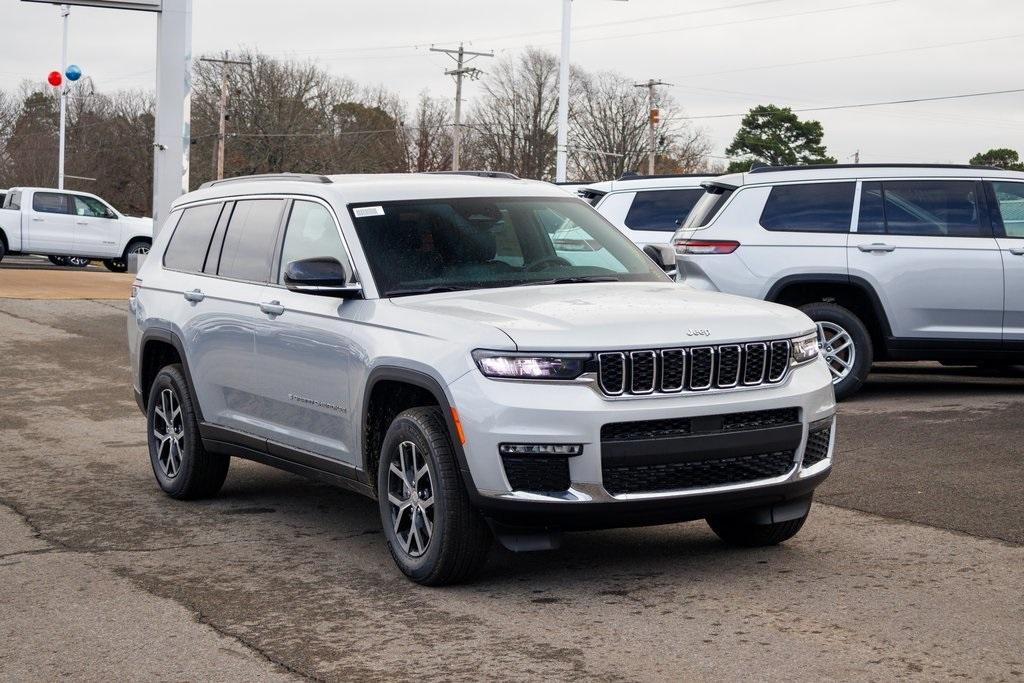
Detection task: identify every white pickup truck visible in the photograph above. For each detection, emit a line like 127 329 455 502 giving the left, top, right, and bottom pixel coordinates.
0 187 153 272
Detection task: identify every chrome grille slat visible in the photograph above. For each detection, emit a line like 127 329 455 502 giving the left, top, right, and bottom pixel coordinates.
596 339 793 397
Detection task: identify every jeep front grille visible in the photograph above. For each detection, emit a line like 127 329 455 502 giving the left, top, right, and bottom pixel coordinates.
597 340 791 396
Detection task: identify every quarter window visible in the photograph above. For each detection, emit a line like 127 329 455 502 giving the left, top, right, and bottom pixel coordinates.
164 203 223 273
33 192 69 214
217 199 285 282
278 201 347 284
759 182 855 233
623 189 704 231
680 186 734 230
990 181 1024 238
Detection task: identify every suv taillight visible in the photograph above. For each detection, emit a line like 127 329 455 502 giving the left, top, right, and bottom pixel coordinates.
674 239 740 255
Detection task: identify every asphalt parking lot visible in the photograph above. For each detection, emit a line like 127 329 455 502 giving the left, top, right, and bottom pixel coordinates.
1 261 1022 681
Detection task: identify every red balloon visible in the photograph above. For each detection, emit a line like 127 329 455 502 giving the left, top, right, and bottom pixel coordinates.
47 71 62 87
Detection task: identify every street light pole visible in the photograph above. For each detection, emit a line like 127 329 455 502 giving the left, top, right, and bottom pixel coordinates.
555 0 572 183
58 3 69 189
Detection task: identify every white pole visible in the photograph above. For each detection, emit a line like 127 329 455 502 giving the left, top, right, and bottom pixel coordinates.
152 0 192 233
555 0 571 183
58 4 69 190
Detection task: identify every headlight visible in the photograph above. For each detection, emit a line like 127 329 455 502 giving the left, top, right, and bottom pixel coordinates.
791 332 819 364
472 350 591 380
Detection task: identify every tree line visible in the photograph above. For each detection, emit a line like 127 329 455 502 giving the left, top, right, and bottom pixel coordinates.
0 48 715 216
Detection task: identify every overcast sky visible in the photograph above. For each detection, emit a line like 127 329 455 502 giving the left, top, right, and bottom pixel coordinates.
3 0 1023 167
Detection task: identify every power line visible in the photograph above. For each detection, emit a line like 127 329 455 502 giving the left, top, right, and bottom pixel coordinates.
681 86 1024 120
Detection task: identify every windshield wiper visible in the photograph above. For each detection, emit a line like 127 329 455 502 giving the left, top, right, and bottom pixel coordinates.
533 275 620 285
386 285 476 297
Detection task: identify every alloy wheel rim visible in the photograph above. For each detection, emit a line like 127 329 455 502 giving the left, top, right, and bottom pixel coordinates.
387 440 434 558
816 321 856 384
152 388 185 478
132 245 150 255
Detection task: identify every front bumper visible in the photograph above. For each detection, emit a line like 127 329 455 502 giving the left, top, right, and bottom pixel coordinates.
448 358 835 526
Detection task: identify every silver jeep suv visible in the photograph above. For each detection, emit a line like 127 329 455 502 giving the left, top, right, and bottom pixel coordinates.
673 164 1024 399
128 173 836 584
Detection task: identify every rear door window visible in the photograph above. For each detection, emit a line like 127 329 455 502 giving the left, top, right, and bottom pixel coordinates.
857 180 986 237
623 189 704 231
217 199 285 282
32 192 70 214
163 202 224 273
759 182 855 233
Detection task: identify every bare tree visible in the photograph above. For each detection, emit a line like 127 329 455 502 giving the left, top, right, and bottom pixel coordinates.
404 91 452 172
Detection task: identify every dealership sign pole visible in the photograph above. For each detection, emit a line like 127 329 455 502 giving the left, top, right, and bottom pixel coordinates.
23 0 191 233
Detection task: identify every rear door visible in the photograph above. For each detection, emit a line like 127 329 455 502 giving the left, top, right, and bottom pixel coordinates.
985 180 1024 343
849 179 1003 342
70 194 121 257
26 191 75 253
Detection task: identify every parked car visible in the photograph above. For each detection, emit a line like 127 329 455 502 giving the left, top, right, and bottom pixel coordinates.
580 173 717 249
0 187 152 272
672 163 1024 399
128 172 836 585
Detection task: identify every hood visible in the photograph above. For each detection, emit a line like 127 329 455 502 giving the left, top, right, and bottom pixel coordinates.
391 282 814 351
122 215 154 234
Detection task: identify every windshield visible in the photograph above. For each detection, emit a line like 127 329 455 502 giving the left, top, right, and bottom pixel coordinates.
350 196 667 297
679 186 734 231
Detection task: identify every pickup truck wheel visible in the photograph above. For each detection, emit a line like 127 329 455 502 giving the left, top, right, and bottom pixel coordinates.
105 239 150 273
0 240 5 263
377 407 491 585
66 256 90 268
50 256 70 266
146 364 229 499
798 302 873 401
707 509 810 547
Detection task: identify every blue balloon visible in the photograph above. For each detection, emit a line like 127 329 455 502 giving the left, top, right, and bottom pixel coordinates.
65 65 82 81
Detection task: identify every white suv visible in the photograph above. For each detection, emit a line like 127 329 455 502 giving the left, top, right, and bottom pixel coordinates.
128 172 836 585
672 164 1024 399
582 174 715 247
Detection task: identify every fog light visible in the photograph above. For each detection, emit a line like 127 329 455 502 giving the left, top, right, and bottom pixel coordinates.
499 443 583 456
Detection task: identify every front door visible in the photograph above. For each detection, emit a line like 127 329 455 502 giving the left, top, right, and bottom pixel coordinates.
849 179 1003 342
252 199 359 466
70 194 121 257
985 180 1024 343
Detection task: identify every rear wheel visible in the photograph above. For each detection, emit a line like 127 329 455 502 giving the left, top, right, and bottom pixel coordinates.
799 302 873 400
49 255 70 266
146 364 229 499
707 509 810 547
66 256 90 267
105 239 150 273
377 407 491 585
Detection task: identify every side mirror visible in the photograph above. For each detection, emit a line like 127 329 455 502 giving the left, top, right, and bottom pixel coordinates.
643 244 678 276
284 257 362 298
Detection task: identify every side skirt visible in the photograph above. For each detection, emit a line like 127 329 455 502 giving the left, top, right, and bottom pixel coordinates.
200 423 374 499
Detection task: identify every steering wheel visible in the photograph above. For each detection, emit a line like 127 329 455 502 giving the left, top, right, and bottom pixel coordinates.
526 256 572 272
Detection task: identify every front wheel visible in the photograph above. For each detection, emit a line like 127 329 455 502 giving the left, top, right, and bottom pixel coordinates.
799 302 873 401
707 508 810 547
377 407 492 585
49 255 70 266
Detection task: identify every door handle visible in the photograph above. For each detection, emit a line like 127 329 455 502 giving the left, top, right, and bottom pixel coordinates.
183 289 205 303
1009 247 1024 256
259 300 285 316
857 242 896 253
76 221 88 225
31 217 44 222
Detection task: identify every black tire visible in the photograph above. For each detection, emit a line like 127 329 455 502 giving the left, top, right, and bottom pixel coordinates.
798 301 873 401
707 508 810 547
105 238 151 273
146 364 229 500
50 255 70 266
377 406 491 586
66 256 90 268
0 239 6 263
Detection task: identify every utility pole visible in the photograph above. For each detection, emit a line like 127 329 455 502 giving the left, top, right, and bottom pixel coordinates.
57 3 69 189
555 0 572 182
430 43 492 171
199 53 250 180
634 79 667 175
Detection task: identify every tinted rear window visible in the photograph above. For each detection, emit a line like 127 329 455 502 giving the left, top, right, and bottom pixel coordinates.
680 187 734 230
164 203 223 273
33 192 68 214
217 199 284 282
624 189 704 231
759 182 855 233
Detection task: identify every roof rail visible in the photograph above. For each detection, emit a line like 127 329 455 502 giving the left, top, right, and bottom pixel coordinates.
198 173 333 189
424 170 520 180
747 163 1003 174
615 172 716 181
